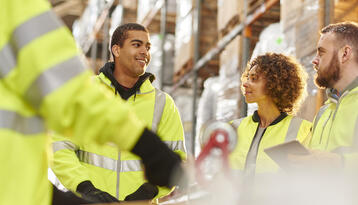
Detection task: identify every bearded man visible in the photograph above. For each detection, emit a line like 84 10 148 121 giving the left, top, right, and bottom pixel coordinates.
288 22 358 171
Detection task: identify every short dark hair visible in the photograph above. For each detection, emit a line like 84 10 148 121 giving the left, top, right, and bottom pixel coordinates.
110 23 148 60
241 53 307 114
321 21 358 63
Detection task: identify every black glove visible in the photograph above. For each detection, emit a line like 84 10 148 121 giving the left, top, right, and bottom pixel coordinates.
76 180 120 203
124 182 159 201
131 128 186 188
52 184 96 205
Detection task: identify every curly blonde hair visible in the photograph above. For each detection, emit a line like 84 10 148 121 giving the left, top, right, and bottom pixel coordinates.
241 53 308 114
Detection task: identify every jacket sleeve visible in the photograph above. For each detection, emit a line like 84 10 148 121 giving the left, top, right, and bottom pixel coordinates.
296 119 313 147
51 133 91 192
155 94 187 199
1 0 145 151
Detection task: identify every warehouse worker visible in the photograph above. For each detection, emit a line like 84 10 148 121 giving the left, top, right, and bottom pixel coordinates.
229 53 312 175
0 0 185 205
52 23 187 202
288 22 358 171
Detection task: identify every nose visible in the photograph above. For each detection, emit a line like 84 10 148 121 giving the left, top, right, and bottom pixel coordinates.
312 55 319 66
242 81 249 88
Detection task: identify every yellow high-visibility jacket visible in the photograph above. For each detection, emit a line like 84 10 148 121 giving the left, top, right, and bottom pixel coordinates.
52 72 187 200
309 78 358 170
0 1 147 204
229 112 312 173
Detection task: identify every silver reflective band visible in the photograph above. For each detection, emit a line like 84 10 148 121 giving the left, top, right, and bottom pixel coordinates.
0 110 44 135
11 11 62 52
0 11 63 79
0 44 16 78
152 88 166 132
53 141 77 153
332 146 356 154
25 56 86 109
164 140 185 152
285 117 303 142
77 150 142 172
312 104 330 134
231 118 244 130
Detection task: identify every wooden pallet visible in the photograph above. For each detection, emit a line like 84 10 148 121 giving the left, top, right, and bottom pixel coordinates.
248 0 267 15
219 14 240 39
173 59 194 83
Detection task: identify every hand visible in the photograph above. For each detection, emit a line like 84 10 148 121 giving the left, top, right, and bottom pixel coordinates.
287 149 343 170
131 128 188 188
124 182 158 201
76 181 120 203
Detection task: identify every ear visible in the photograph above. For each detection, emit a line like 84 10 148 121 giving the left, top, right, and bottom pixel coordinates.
111 45 120 58
340 45 352 63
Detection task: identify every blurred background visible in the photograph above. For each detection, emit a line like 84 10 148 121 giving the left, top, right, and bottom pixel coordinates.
49 0 358 156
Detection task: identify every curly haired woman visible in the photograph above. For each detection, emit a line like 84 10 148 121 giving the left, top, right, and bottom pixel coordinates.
229 53 312 176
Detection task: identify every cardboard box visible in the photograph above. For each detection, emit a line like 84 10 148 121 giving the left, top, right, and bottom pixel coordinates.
280 0 304 32
219 35 242 77
217 0 243 32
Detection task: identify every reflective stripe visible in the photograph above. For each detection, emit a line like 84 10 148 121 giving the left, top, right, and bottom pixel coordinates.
332 146 355 154
24 56 86 109
0 110 44 135
231 118 244 130
52 141 77 153
152 88 166 132
164 140 185 152
76 150 142 172
312 104 330 134
0 44 16 78
11 11 62 52
0 11 62 79
284 117 303 142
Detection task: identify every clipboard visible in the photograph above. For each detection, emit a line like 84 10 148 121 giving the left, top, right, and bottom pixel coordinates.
264 140 309 169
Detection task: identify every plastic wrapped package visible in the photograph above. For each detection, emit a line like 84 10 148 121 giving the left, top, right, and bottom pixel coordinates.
294 0 320 58
146 34 175 88
137 0 157 23
195 77 221 156
251 23 294 60
72 0 114 52
109 5 123 37
172 88 195 155
215 74 240 122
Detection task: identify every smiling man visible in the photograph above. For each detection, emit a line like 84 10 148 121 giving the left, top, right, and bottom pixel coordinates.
288 22 358 171
51 23 186 203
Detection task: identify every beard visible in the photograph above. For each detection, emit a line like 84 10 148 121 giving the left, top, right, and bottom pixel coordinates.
314 52 341 89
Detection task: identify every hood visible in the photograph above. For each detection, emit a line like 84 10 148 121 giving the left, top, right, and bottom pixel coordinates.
99 62 155 100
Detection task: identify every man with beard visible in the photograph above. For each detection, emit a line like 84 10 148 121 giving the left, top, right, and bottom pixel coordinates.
51 23 186 203
288 22 358 171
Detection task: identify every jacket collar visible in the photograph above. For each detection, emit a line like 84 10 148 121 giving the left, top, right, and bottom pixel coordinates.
98 62 155 100
326 76 358 104
252 110 288 126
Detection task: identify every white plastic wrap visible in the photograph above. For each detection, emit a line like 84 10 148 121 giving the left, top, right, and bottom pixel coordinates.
146 34 175 88
195 77 220 156
215 74 240 122
72 0 114 52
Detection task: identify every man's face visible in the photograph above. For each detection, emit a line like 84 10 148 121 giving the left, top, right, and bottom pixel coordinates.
312 33 341 89
115 30 151 78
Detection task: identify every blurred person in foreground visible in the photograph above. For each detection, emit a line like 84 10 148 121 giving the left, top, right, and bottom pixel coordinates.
0 0 185 204
288 22 358 171
52 23 186 203
229 53 312 176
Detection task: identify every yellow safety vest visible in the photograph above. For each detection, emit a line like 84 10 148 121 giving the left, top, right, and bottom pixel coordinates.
309 79 358 169
229 112 312 173
52 73 187 200
0 0 146 204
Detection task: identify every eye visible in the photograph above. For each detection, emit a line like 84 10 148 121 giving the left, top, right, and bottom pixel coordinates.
146 46 151 51
133 43 140 47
